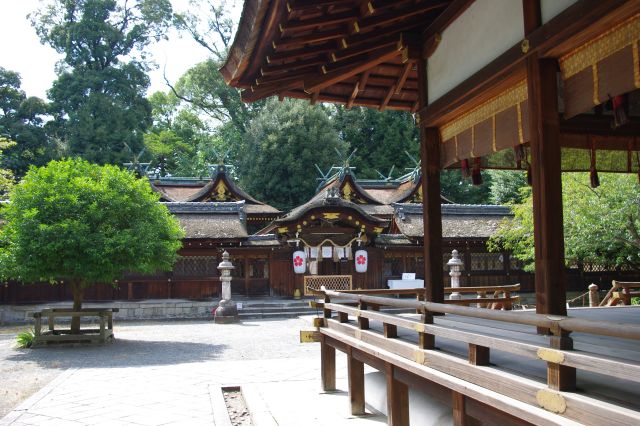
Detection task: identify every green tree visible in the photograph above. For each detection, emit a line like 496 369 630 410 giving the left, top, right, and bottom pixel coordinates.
488 170 528 204
332 106 419 179
0 67 53 177
144 90 222 176
241 98 345 210
32 0 173 164
0 158 184 333
0 137 16 198
440 169 493 204
488 173 640 272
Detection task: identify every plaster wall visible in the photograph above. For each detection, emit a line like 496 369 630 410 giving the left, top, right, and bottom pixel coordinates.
427 0 524 104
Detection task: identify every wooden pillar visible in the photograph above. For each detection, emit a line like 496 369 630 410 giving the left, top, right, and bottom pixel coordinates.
321 336 336 391
348 348 365 415
452 391 467 426
526 54 568 318
385 363 409 426
417 55 444 303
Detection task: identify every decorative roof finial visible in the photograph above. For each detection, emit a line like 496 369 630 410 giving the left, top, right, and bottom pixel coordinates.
123 142 151 178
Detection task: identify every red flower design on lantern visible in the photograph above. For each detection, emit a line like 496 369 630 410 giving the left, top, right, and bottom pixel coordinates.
294 256 304 267
356 255 366 265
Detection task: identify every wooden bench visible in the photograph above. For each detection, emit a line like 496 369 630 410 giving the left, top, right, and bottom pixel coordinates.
32 308 119 347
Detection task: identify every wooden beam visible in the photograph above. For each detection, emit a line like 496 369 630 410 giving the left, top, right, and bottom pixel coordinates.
286 0 347 13
418 54 444 303
522 0 542 35
347 347 365 415
386 363 409 426
321 335 336 391
284 89 416 111
261 57 326 76
359 1 449 33
282 10 359 33
527 55 567 319
452 391 467 426
305 42 403 93
267 42 335 64
395 61 413 94
275 28 345 50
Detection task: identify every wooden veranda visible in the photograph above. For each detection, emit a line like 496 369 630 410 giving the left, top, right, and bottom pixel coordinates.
222 0 640 424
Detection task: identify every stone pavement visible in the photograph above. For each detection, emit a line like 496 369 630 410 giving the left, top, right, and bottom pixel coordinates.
0 318 385 425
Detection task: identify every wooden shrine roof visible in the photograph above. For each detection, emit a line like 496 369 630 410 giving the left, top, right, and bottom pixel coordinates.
150 168 281 215
391 203 513 240
164 202 249 240
220 0 459 111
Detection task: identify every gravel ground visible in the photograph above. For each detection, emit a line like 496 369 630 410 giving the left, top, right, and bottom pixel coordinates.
0 317 318 419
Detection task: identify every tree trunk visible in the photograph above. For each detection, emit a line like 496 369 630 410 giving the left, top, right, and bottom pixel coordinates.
71 280 84 334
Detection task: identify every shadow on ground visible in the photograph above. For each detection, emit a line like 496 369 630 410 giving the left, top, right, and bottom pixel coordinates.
6 338 227 369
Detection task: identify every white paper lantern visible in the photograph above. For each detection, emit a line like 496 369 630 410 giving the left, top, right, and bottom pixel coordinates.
354 249 368 273
293 250 306 274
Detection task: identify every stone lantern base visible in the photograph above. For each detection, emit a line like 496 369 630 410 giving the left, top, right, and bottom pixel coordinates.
214 299 238 324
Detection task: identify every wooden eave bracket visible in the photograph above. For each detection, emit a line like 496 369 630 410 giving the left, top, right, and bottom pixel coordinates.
304 42 404 93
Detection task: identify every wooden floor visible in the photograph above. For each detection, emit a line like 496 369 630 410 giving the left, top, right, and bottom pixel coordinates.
394 306 640 412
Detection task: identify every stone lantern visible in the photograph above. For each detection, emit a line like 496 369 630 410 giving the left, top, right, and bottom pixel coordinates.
214 251 238 323
447 249 464 300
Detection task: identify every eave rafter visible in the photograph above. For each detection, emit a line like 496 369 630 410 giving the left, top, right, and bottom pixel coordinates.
238 0 451 109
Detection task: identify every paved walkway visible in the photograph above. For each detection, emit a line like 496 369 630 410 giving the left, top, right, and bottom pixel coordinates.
0 318 384 425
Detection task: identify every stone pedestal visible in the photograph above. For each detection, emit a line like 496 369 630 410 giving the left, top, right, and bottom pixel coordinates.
214 251 239 324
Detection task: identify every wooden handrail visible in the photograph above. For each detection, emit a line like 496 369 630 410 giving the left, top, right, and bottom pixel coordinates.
321 289 640 340
315 288 640 424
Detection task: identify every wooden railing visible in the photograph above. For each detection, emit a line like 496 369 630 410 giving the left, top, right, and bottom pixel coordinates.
600 280 640 306
313 289 640 425
310 284 520 310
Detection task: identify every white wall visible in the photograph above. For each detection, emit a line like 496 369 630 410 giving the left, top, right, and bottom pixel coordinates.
427 0 524 104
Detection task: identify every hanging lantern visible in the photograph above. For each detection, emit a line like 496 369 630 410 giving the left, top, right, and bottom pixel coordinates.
354 249 368 273
293 250 306 274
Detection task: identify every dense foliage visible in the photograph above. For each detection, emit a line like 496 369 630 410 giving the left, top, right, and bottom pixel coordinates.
0 68 54 177
0 158 184 330
240 98 345 210
32 0 173 164
488 173 640 272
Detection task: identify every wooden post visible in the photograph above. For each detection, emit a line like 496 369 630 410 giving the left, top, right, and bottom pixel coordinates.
384 323 398 338
33 313 42 338
468 344 490 366
385 363 409 426
548 321 576 391
321 336 336 391
338 311 349 323
418 308 435 349
527 54 568 319
417 55 444 304
588 283 599 307
99 312 106 343
358 302 370 330
452 391 467 426
348 348 365 415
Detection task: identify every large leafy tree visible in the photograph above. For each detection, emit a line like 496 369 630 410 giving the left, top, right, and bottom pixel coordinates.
332 106 420 179
32 0 173 164
241 98 346 210
440 169 493 204
0 158 184 332
0 68 54 177
488 173 640 273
